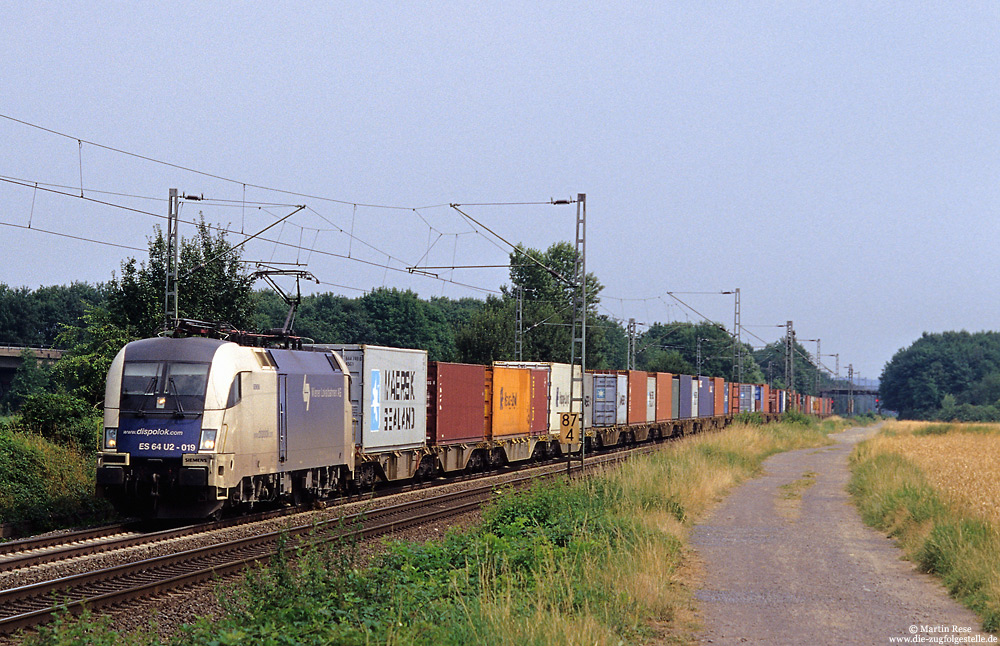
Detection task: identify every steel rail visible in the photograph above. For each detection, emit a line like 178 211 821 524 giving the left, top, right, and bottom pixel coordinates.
0 432 684 636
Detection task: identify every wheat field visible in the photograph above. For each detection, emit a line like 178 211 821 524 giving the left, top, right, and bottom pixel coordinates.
872 420 1000 525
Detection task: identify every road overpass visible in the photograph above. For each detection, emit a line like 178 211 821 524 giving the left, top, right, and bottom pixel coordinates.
0 346 65 399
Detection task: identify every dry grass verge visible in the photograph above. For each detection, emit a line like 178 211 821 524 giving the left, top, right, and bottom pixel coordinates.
27 417 846 646
850 420 1000 632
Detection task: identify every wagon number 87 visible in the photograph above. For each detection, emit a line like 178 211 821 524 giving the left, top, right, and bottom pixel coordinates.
559 412 581 444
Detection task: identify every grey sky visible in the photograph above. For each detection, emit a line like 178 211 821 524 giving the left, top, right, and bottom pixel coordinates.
2 2 997 380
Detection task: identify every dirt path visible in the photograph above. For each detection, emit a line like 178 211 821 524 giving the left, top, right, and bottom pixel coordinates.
690 424 995 645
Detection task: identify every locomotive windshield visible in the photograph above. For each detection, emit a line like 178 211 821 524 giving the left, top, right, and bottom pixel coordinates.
120 361 210 413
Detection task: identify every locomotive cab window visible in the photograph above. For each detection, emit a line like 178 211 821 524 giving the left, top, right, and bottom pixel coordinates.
120 361 210 413
122 362 160 395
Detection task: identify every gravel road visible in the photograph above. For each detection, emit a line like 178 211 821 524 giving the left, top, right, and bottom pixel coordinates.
690 424 996 645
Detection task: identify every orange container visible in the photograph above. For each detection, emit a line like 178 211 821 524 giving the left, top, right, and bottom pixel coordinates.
762 384 771 413
730 382 740 414
487 366 535 438
627 370 647 424
713 377 724 416
655 372 673 421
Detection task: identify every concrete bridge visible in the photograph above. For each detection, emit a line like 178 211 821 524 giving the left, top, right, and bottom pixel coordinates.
0 346 65 398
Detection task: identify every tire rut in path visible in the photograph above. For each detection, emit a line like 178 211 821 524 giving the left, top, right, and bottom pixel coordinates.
690 424 993 645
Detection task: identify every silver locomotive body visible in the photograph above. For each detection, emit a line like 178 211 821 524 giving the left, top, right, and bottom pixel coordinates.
97 337 353 518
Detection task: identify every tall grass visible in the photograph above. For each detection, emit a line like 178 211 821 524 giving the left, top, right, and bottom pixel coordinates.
850 423 1000 632
27 417 846 645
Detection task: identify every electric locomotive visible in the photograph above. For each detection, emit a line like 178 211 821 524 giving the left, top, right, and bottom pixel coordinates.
96 335 352 518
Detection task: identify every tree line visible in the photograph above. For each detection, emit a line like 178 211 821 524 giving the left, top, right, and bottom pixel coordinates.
880 330 1000 421
3 223 848 421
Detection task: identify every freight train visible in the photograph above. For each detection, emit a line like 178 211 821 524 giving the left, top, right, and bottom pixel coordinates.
95 332 832 518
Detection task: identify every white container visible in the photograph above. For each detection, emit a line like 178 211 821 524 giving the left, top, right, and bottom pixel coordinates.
645 375 656 422
616 373 628 424
319 344 427 451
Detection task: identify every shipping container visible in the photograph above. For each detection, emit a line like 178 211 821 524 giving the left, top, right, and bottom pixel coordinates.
698 376 713 418
323 344 427 451
530 369 550 435
646 375 656 422
616 374 628 424
762 384 771 414
723 382 729 415
713 377 725 416
495 361 579 435
679 375 694 418
585 372 618 428
627 370 647 424
655 373 673 421
427 362 486 445
488 366 535 437
671 375 680 419
730 382 740 414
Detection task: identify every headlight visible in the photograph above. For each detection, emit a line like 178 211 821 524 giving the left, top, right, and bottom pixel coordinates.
103 428 117 450
199 429 217 451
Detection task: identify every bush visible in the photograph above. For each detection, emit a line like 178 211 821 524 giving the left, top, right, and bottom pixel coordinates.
12 392 100 452
781 410 812 426
0 427 111 528
734 411 764 426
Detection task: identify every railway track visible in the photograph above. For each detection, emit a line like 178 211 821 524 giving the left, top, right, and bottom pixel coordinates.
0 438 665 637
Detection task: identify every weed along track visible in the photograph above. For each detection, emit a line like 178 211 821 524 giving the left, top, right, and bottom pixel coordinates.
0 439 659 639
6 417 855 644
691 424 994 644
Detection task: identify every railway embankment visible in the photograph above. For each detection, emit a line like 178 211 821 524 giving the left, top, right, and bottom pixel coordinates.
24 416 848 645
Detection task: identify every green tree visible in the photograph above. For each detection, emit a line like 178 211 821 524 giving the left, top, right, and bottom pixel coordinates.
753 338 831 394
0 282 105 347
51 307 136 405
880 331 1000 419
1 348 51 412
635 321 757 380
455 295 515 364
107 218 255 337
501 241 615 365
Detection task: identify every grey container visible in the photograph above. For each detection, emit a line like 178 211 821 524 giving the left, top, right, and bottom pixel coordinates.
671 376 680 419
679 375 693 418
698 376 713 417
616 374 628 424
590 373 618 427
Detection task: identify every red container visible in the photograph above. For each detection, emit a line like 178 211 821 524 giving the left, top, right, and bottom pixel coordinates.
730 382 740 414
627 370 647 424
655 372 673 421
427 362 487 445
530 368 550 435
762 384 771 413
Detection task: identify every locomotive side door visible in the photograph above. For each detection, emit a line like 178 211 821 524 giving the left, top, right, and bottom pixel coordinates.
278 373 288 463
